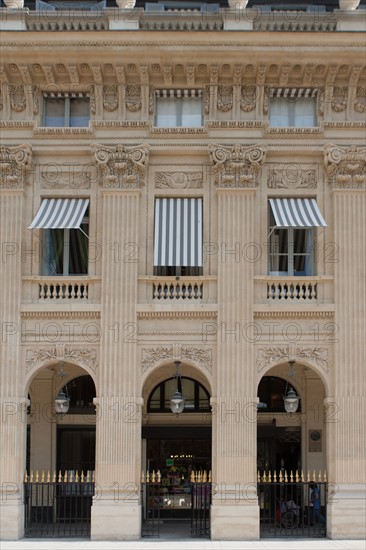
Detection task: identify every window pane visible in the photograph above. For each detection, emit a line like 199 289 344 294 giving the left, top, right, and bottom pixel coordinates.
156 98 178 127
294 97 316 127
270 97 316 127
68 226 88 275
149 387 161 410
70 98 90 127
43 228 64 274
44 98 65 127
181 97 203 127
181 379 195 410
269 97 291 127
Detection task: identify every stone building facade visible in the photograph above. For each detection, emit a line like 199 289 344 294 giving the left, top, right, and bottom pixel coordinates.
0 0 365 541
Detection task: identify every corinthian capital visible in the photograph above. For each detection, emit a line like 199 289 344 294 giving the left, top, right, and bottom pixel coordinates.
91 143 150 189
209 144 266 188
0 144 32 190
324 144 366 189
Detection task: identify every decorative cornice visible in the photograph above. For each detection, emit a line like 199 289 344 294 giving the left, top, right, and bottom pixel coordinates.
21 311 101 319
25 345 98 374
0 121 34 128
33 127 94 138
141 345 212 374
150 127 208 136
324 144 366 189
209 143 266 188
137 311 217 320
91 143 150 189
254 311 334 319
92 120 150 128
207 121 264 129
0 144 32 190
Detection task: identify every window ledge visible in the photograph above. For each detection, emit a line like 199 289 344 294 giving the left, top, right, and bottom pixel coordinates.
33 125 94 137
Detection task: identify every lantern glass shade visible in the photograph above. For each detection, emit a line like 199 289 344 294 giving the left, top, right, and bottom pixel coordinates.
170 390 185 414
283 389 300 413
55 390 70 414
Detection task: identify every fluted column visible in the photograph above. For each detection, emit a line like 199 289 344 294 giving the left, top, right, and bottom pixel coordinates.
0 145 31 540
324 144 366 539
90 143 149 540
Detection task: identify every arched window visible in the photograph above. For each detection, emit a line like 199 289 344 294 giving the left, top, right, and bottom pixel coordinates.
148 377 210 413
258 376 301 413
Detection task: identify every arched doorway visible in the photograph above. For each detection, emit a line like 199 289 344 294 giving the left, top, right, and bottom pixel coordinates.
141 365 212 539
257 362 327 538
25 363 97 537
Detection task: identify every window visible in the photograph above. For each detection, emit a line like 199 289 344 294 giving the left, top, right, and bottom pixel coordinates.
269 89 317 127
148 377 210 413
269 212 314 276
155 90 203 127
29 198 89 276
258 376 301 413
153 197 203 276
268 198 327 277
43 95 90 127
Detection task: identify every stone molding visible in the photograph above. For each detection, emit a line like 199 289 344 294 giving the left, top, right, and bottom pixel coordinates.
91 143 150 189
141 345 212 374
137 311 217 320
25 345 98 373
21 311 100 319
324 143 366 189
209 144 266 188
0 143 32 189
254 311 334 319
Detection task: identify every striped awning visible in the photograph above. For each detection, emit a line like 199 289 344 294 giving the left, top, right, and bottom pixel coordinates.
269 198 327 228
29 198 89 229
154 198 202 267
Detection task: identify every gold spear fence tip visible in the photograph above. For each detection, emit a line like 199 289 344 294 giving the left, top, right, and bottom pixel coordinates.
259 470 328 483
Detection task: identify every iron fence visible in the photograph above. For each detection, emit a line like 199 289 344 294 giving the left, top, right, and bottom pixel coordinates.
24 470 94 538
258 470 327 538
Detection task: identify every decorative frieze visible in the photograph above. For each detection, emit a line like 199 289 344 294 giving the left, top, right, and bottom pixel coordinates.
209 144 266 188
126 84 141 112
25 346 98 373
240 85 257 112
331 87 347 112
324 144 366 189
141 345 212 374
267 163 317 189
155 171 203 189
354 87 366 113
103 84 118 112
296 347 328 373
217 85 233 112
256 346 289 372
0 144 32 189
10 84 26 113
39 163 92 189
91 143 150 189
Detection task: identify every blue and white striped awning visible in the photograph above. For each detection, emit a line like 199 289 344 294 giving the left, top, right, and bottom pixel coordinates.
154 198 202 267
29 198 89 229
269 198 327 228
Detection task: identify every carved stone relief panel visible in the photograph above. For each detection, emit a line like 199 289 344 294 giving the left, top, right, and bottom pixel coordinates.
266 163 318 189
